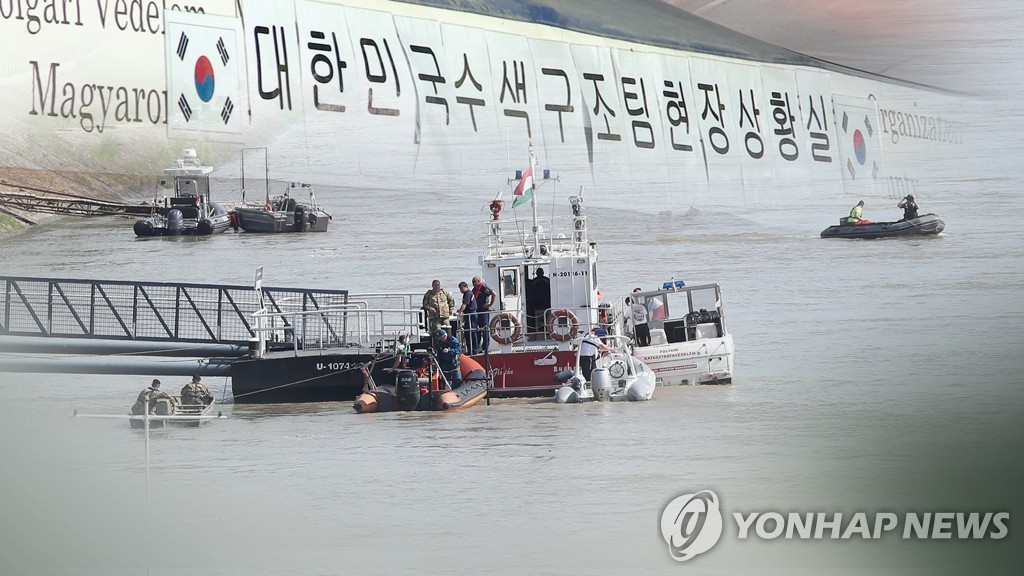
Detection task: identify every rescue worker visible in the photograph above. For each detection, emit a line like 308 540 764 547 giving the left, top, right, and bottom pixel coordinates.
847 200 869 224
180 374 214 407
579 328 612 382
433 329 462 389
132 379 176 415
897 194 920 220
422 279 456 336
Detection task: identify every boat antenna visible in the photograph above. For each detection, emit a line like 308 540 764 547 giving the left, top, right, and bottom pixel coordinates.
528 141 541 256
262 147 270 206
239 150 245 203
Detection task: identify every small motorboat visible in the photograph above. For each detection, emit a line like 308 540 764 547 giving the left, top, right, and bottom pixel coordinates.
128 396 221 429
554 335 656 403
134 149 234 237
353 354 489 413
820 214 945 239
624 282 734 386
233 182 331 233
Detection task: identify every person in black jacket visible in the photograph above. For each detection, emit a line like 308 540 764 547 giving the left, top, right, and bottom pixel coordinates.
897 195 920 221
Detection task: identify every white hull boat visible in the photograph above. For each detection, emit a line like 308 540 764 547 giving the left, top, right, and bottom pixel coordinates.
554 335 656 403
615 283 735 386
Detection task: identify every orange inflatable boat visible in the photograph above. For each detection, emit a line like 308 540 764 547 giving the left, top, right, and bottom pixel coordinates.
353 355 488 413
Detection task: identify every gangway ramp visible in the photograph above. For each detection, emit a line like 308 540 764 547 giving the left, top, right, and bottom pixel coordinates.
0 275 350 347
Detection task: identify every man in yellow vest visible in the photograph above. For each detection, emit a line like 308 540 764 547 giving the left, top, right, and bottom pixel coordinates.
847 200 870 225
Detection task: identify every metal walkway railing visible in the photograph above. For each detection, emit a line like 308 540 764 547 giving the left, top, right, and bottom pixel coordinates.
0 276 350 345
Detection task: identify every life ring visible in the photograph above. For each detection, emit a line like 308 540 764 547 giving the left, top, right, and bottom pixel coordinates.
489 312 522 345
547 308 579 342
265 203 273 212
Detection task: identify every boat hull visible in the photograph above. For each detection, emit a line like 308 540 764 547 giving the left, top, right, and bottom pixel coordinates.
128 399 218 428
473 350 578 397
230 351 383 403
352 379 488 413
233 205 330 233
133 205 234 237
820 214 945 239
229 347 571 402
632 335 735 386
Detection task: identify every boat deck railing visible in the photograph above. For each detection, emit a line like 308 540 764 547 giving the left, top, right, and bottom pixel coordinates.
483 213 591 259
252 300 425 356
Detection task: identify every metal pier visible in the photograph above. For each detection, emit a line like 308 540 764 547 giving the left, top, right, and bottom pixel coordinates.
0 186 159 217
0 275 352 377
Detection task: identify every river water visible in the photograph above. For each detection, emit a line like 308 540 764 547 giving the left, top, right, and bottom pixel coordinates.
3 8 1024 576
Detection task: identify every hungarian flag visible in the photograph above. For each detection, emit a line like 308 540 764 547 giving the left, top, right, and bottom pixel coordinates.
512 165 534 208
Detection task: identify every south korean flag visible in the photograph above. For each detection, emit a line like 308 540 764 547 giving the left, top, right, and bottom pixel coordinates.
165 11 245 140
833 95 885 196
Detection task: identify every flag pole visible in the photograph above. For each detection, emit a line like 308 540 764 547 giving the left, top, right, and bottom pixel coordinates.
529 141 540 256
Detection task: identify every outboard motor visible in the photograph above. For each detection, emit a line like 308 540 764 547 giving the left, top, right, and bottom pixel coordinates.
294 205 308 232
554 378 581 404
166 209 184 235
395 369 421 411
591 368 612 402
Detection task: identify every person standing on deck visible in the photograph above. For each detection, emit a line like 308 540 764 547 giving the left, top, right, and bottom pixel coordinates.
422 279 456 337
471 276 496 354
456 281 477 354
629 289 652 347
527 268 551 340
578 328 612 382
897 195 920 221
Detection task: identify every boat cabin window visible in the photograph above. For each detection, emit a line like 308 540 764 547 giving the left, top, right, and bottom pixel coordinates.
501 269 518 297
176 178 200 196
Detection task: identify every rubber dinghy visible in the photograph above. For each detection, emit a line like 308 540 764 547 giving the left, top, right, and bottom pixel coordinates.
353 355 488 413
554 335 656 403
820 214 945 239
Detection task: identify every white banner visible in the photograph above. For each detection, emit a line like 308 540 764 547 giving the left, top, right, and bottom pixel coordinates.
337 6 419 174
527 38 590 181
570 44 631 186
393 15 458 170
833 95 886 198
688 56 742 197
165 11 246 140
794 68 841 192
724 62 775 197
243 0 302 120
611 48 672 206
649 54 710 204
483 31 546 168
761 63 831 194
439 23 501 150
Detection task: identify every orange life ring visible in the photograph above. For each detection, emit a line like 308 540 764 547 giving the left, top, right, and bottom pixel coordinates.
547 308 579 342
265 203 273 212
489 312 522 345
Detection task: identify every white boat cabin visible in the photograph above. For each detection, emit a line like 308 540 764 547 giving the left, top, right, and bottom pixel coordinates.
477 194 606 350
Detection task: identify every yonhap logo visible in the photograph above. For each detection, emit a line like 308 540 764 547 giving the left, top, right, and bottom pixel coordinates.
660 490 724 561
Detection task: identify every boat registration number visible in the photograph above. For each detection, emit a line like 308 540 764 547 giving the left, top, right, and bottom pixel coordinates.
316 362 360 371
